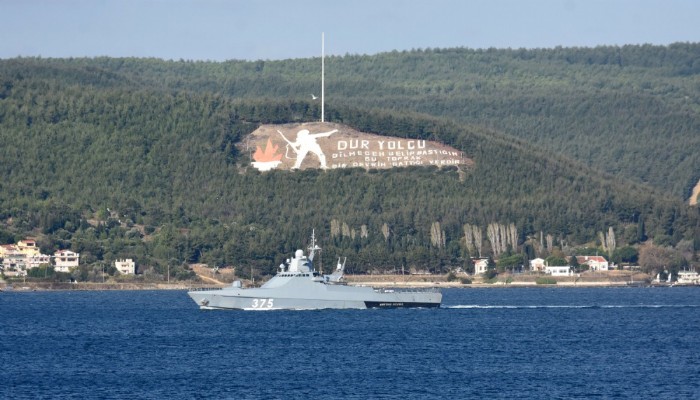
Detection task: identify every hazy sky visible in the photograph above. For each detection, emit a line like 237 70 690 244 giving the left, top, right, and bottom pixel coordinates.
2 0 699 61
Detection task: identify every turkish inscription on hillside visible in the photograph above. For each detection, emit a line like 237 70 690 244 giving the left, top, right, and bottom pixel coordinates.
245 123 472 172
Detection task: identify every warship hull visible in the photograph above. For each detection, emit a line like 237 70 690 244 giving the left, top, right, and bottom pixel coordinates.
188 285 441 310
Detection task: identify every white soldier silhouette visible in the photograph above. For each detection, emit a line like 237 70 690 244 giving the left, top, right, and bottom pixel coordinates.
277 128 337 169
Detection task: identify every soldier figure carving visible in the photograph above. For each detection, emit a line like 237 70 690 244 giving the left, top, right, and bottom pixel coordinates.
278 128 337 169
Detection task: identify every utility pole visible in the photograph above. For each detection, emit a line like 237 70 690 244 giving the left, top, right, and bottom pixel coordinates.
321 32 325 122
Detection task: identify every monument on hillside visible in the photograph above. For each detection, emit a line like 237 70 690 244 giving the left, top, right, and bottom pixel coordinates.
246 34 473 172
247 123 471 172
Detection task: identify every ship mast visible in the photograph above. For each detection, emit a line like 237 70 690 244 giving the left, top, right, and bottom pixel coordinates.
308 229 322 262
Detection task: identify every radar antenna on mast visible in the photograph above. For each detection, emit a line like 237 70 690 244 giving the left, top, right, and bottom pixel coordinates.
308 229 322 261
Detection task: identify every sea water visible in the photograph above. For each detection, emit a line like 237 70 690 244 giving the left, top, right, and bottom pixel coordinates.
1 287 699 399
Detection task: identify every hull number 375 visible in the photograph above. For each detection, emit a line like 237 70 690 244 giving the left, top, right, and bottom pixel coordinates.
251 298 274 309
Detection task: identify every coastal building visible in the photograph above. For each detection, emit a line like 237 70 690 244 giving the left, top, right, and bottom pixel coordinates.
575 256 609 271
473 258 489 274
545 265 572 276
2 240 51 274
27 254 52 269
529 258 546 272
1 239 78 274
1 244 20 260
54 250 80 272
677 270 700 285
17 238 40 256
114 259 136 275
1 244 27 273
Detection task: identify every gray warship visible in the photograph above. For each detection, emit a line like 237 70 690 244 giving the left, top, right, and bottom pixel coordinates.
188 234 442 310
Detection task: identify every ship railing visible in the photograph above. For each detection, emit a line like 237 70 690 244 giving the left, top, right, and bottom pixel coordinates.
374 287 441 293
188 286 223 292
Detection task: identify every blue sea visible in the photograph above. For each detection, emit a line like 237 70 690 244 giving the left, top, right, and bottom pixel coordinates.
1 287 699 399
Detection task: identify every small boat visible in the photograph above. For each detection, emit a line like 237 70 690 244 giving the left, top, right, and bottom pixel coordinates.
188 233 442 310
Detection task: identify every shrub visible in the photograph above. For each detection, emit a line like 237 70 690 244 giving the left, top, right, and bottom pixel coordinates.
536 277 557 285
484 269 498 280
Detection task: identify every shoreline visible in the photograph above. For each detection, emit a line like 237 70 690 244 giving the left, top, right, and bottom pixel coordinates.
0 282 688 292
0 282 218 291
2 273 688 291
342 272 662 288
346 281 673 288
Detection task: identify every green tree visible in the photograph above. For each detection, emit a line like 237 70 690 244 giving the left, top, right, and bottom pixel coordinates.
497 254 522 272
545 256 569 266
569 254 580 272
611 246 639 265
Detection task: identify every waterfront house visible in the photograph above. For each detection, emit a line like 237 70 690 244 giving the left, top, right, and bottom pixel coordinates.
677 270 700 285
1 242 49 273
1 244 27 274
114 259 136 275
27 254 52 269
2 239 73 274
545 265 572 276
0 244 20 261
575 256 609 271
17 239 40 256
54 250 80 272
473 258 489 274
529 258 546 272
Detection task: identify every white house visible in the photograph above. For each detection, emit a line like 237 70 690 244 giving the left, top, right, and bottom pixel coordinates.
575 256 609 271
54 250 80 272
27 254 52 269
529 258 546 272
2 240 79 274
545 266 572 276
1 241 49 274
1 245 25 270
1 245 27 276
0 244 51 275
677 270 700 285
473 258 489 274
114 259 136 275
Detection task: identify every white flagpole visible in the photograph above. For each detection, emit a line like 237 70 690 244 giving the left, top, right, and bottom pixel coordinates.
321 32 325 123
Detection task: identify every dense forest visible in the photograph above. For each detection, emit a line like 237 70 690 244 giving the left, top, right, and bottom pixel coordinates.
0 44 698 281
4 43 697 198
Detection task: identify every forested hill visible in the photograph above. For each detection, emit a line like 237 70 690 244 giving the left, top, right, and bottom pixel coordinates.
0 49 698 277
2 42 697 199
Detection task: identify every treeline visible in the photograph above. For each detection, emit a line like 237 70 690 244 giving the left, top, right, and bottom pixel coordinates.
3 44 700 198
0 65 698 279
